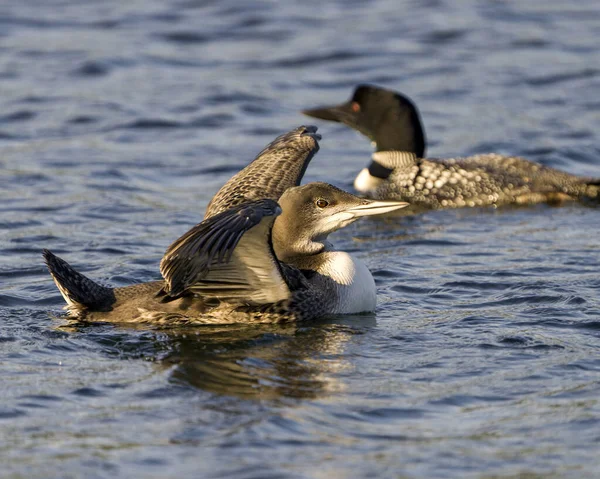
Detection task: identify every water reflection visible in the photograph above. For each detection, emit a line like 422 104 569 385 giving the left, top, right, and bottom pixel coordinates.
163 316 375 400
60 315 375 401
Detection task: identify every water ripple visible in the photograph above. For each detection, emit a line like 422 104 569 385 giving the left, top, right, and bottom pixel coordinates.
2 0 600 477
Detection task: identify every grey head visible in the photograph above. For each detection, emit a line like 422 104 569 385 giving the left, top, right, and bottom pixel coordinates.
272 182 408 262
205 125 321 219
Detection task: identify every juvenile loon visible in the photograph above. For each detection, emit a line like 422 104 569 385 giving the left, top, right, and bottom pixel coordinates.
304 85 600 208
44 127 407 324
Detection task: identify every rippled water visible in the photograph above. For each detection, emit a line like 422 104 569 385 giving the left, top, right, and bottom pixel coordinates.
1 1 600 477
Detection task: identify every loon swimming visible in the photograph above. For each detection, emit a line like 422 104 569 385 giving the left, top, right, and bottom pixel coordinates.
303 85 600 208
44 126 407 325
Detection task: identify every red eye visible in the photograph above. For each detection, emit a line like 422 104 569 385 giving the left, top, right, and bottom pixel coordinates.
351 102 361 113
316 199 329 208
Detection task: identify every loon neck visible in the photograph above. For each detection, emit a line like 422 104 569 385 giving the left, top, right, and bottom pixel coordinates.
280 244 333 273
370 150 418 177
274 239 329 267
287 250 377 314
355 150 419 192
285 250 368 290
372 150 418 167
368 102 426 157
368 161 394 180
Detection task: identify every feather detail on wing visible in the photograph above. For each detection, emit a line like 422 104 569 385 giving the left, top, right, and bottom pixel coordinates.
204 125 321 218
160 199 291 305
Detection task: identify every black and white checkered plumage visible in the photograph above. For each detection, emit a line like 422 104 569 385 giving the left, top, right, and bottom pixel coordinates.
304 84 600 208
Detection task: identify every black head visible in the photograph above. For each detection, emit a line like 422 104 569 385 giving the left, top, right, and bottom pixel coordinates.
272 182 407 261
303 84 426 156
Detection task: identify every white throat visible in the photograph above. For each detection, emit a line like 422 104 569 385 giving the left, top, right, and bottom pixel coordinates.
314 251 377 314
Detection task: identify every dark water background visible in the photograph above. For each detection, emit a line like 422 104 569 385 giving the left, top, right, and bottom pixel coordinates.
1 1 600 477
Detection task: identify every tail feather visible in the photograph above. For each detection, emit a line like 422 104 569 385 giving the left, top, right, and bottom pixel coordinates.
43 249 115 314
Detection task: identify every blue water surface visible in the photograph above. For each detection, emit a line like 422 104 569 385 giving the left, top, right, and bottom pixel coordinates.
1 1 600 477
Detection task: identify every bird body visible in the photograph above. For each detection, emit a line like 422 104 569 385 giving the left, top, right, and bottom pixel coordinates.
304 85 600 208
358 151 599 208
44 127 407 325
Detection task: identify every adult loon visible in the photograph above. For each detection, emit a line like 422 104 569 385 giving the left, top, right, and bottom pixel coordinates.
44 126 407 325
303 85 600 208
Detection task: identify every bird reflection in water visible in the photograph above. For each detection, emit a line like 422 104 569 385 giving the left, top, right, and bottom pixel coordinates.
59 315 376 401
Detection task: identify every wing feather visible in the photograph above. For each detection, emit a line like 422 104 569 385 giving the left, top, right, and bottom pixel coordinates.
204 125 321 218
160 200 290 305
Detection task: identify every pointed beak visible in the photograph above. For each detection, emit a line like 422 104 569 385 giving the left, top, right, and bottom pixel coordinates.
319 197 410 236
302 101 354 124
344 199 409 218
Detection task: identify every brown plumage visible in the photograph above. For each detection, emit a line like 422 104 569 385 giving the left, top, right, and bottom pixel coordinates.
44 127 406 325
204 125 320 218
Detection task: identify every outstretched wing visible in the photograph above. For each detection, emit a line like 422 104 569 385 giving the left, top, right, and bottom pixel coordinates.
204 125 321 219
160 199 290 305
371 151 418 169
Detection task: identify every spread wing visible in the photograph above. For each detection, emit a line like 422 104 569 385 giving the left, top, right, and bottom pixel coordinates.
160 199 291 305
204 125 321 219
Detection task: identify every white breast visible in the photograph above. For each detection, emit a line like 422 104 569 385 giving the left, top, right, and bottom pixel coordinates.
316 251 377 314
354 168 383 194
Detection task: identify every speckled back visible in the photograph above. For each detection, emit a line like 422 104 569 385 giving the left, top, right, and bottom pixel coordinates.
376 153 599 207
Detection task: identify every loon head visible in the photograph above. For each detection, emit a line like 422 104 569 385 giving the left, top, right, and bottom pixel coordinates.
303 85 426 156
303 85 426 191
272 182 408 262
